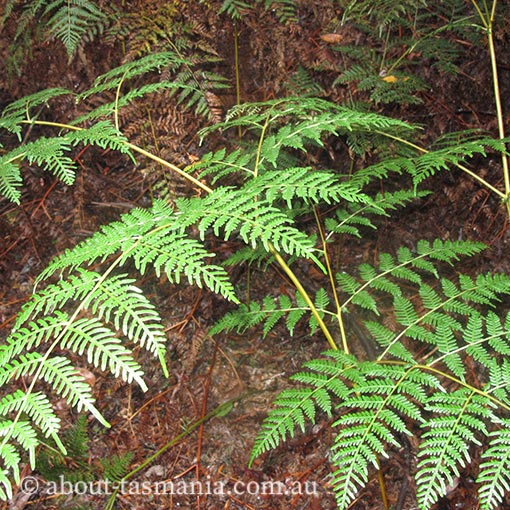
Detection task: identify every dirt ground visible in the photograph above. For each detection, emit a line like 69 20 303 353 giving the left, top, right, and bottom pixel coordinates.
1 2 510 509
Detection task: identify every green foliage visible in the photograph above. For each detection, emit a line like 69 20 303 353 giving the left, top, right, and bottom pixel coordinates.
2 0 108 61
251 252 510 509
37 414 94 483
0 16 510 505
333 0 481 104
0 50 228 204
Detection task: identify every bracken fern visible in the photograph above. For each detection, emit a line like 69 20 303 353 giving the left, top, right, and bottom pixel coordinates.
1 46 510 509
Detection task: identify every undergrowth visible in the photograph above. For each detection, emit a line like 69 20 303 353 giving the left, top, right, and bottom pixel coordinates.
0 2 510 509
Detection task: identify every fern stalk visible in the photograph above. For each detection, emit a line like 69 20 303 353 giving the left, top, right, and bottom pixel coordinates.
313 206 348 352
472 0 510 216
20 119 213 194
375 130 506 199
268 245 338 350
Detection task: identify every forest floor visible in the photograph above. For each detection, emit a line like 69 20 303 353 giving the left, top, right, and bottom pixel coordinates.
1 1 510 509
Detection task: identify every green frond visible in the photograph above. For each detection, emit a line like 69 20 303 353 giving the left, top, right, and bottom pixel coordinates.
189 148 254 183
44 0 107 58
1 88 72 134
21 136 76 184
202 97 414 144
250 350 357 466
331 362 438 509
326 190 430 238
59 317 146 388
416 389 493 509
0 390 61 444
37 200 237 302
209 291 319 338
176 187 318 261
9 268 167 376
338 240 486 317
285 66 325 97
0 419 38 470
252 167 368 206
82 273 168 368
478 419 510 510
74 82 196 124
264 0 298 25
0 156 23 204
66 121 133 156
80 52 185 99
217 0 253 19
172 69 230 119
100 451 134 482
1 312 71 363
0 464 15 499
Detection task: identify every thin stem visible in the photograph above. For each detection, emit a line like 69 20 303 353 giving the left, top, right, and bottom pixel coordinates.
104 391 257 510
486 7 510 215
313 207 347 353
376 130 506 199
233 23 242 140
269 245 338 351
127 143 213 194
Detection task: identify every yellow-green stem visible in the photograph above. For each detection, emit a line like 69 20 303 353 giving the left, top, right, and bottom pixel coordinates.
269 245 338 351
22 119 335 352
486 15 510 216
313 207 348 353
376 130 506 199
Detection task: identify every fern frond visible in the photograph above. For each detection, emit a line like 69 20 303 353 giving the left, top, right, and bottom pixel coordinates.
11 269 167 380
58 317 147 387
80 52 185 99
338 239 487 314
416 389 493 509
0 390 61 443
326 190 430 238
0 353 104 424
37 200 237 302
250 350 357 465
0 420 37 472
217 0 253 19
100 451 134 482
188 147 254 183
331 363 436 509
251 167 368 206
176 187 318 260
21 136 76 184
369 137 509 189
285 66 325 97
44 0 107 58
201 97 415 145
0 156 23 204
264 0 298 25
1 87 72 134
74 82 195 125
210 292 316 338
478 419 510 510
66 121 132 156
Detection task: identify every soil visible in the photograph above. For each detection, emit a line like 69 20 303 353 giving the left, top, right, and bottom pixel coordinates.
1 2 510 510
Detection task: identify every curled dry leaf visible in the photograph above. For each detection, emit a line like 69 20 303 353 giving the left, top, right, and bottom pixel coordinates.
320 33 343 44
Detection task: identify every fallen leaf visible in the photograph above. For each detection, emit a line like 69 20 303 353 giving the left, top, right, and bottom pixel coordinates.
320 33 342 44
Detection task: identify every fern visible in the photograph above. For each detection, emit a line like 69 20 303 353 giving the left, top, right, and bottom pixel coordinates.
100 452 134 482
416 389 492 508
1 19 510 504
44 0 107 58
2 0 108 60
478 418 510 509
